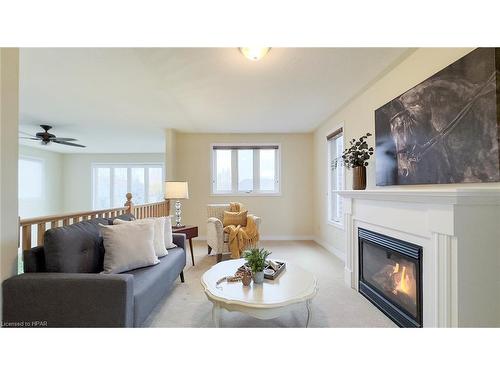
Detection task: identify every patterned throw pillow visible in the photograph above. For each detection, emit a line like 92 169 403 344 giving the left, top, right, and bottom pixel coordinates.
223 210 248 227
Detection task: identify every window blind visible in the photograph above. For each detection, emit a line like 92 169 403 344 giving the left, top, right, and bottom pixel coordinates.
212 145 279 150
326 127 343 141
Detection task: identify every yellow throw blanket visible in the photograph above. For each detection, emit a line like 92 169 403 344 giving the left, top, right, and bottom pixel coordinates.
224 202 259 259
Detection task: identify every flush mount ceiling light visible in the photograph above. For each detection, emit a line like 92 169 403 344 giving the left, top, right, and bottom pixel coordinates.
239 47 271 61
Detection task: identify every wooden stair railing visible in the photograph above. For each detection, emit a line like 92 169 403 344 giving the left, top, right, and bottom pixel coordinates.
19 193 170 251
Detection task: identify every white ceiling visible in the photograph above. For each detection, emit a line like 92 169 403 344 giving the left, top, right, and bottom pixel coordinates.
19 48 409 153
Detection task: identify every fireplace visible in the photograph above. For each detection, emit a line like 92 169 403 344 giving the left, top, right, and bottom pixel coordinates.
358 228 423 328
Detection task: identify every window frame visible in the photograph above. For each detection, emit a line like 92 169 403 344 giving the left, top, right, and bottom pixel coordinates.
18 155 45 201
91 163 165 209
327 125 345 228
210 143 281 196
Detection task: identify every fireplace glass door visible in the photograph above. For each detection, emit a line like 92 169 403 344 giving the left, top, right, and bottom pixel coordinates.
358 228 422 327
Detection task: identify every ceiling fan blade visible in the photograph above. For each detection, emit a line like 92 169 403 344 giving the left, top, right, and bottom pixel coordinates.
19 136 40 140
52 139 86 148
52 137 77 142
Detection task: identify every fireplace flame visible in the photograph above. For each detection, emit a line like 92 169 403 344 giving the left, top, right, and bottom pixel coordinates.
392 263 412 295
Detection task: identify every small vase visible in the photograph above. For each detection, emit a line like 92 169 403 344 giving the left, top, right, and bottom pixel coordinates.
253 271 264 284
353 166 366 190
242 273 252 286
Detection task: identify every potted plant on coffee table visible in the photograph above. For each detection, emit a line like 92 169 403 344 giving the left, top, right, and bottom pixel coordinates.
243 248 271 284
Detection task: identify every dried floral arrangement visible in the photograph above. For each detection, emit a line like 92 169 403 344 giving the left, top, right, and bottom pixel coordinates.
335 132 374 169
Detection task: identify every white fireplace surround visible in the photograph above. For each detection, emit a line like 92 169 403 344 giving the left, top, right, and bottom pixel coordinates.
338 188 500 328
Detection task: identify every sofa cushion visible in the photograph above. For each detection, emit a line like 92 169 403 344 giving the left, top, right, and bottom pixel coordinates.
44 218 109 273
123 247 186 326
23 246 46 273
107 213 135 225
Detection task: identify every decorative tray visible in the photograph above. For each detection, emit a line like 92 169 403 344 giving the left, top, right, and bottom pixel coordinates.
263 260 286 280
243 260 286 280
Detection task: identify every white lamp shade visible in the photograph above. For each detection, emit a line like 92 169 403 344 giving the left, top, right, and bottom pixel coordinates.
164 181 189 199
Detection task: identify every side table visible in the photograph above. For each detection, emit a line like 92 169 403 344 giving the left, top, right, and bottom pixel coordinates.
172 225 198 266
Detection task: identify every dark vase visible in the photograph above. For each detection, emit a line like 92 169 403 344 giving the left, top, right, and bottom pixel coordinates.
353 166 366 190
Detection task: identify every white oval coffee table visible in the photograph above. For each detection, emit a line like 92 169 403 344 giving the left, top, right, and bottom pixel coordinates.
201 259 318 327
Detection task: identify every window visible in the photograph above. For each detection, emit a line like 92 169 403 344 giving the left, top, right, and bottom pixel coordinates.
212 145 280 195
92 164 164 209
19 158 44 200
18 157 46 273
327 128 344 224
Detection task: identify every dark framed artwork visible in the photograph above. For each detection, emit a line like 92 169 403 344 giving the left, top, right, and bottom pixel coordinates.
375 48 500 186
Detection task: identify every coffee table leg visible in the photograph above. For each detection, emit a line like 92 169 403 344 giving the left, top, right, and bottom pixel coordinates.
212 303 221 328
306 300 312 328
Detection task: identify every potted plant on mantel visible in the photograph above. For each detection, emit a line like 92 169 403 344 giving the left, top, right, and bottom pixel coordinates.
335 132 374 190
243 248 271 284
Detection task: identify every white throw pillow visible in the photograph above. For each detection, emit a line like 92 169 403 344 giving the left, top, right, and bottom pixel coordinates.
163 216 176 249
114 217 168 257
99 222 159 274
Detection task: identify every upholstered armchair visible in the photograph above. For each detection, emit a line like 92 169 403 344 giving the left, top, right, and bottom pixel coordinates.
207 204 261 262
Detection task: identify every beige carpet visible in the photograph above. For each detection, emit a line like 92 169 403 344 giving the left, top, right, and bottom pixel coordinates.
143 240 396 328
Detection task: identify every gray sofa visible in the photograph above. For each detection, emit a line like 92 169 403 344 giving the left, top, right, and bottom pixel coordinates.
2 216 186 327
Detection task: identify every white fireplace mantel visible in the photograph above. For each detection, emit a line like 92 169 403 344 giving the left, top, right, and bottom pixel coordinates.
337 188 500 328
337 188 500 205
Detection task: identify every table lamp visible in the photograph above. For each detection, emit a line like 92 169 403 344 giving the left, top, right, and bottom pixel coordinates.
164 181 189 227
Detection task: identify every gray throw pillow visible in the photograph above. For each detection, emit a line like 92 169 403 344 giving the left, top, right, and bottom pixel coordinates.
107 213 135 225
44 218 109 273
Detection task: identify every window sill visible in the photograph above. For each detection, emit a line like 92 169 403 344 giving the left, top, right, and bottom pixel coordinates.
328 220 344 230
210 192 282 197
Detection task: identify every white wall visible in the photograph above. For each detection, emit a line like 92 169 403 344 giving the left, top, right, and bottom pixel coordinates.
175 133 314 238
165 129 177 180
16 150 165 216
312 48 500 256
0 48 19 317
18 145 64 218
62 153 164 212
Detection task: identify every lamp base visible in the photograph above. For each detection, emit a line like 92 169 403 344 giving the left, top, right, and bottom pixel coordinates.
173 224 186 229
174 200 183 228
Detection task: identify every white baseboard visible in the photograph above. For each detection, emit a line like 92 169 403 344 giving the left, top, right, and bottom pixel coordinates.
195 235 314 241
260 235 314 241
313 238 345 263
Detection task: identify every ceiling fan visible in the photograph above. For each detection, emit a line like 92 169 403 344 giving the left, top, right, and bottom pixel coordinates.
19 125 86 148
